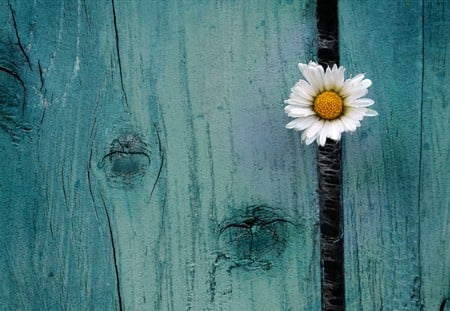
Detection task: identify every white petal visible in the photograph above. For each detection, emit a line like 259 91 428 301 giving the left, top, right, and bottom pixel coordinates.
318 122 330 146
286 118 308 129
339 81 353 96
363 108 378 116
311 66 325 92
341 86 368 99
284 105 304 113
340 115 358 131
333 66 345 90
291 88 313 102
340 77 371 99
307 61 320 67
285 97 312 107
359 78 372 88
285 118 301 129
299 63 323 93
345 98 374 107
285 107 316 117
292 79 316 99
305 119 324 138
298 80 317 97
346 108 365 121
324 67 334 90
298 63 313 81
327 120 343 140
302 131 317 145
291 115 319 130
350 74 365 84
316 64 325 81
336 118 346 132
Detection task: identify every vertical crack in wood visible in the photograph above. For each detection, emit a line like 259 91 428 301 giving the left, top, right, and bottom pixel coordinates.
316 1 344 310
111 0 128 110
416 1 425 307
87 136 122 309
440 298 450 311
99 193 123 311
149 123 165 202
8 3 32 71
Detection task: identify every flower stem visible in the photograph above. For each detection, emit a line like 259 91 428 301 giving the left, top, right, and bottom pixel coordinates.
318 139 344 310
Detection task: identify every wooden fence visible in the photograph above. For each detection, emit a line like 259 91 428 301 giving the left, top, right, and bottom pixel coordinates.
0 1 448 310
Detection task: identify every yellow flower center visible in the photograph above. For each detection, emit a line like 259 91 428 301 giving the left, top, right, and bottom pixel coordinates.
313 91 343 120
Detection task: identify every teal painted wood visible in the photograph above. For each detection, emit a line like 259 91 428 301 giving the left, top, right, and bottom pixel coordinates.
340 1 450 310
339 1 422 310
0 1 321 310
1 2 123 310
420 1 450 310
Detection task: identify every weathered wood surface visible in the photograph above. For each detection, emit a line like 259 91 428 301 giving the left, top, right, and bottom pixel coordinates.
0 1 321 310
421 1 450 310
340 1 450 310
1 0 449 310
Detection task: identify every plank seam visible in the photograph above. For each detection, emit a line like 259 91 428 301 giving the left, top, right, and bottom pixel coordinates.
316 0 345 310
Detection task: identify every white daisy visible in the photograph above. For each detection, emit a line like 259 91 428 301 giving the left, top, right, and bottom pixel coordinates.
284 61 378 146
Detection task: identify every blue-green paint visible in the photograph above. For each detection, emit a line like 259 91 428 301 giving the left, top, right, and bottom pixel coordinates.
420 1 450 310
340 1 449 310
0 1 320 310
1 0 449 310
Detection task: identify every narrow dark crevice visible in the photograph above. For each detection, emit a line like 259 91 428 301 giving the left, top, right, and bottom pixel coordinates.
87 117 100 219
38 60 45 92
316 1 344 310
149 124 165 201
85 115 122 309
111 0 129 110
8 3 32 71
318 140 344 311
316 0 339 68
61 164 68 212
87 148 99 219
99 192 124 311
416 1 425 307
440 298 450 311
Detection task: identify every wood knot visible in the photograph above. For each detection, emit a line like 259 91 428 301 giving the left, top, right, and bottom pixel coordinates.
100 133 150 185
219 205 294 270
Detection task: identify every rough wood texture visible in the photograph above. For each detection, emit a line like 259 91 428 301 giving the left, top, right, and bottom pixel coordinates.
340 1 450 310
1 1 449 310
421 1 450 310
0 1 321 310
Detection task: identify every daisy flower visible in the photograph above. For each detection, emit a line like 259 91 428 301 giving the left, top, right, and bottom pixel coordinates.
284 61 378 146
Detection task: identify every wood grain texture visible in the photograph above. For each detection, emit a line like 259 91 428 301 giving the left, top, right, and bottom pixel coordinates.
420 1 450 310
3 1 448 310
0 1 320 310
340 1 450 310
340 1 423 310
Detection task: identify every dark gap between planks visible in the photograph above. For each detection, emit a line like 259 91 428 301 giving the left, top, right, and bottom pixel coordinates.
316 0 345 310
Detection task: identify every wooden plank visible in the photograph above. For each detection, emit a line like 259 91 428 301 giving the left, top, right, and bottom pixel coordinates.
420 1 450 310
0 1 122 310
111 1 320 309
339 1 423 309
0 0 320 309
